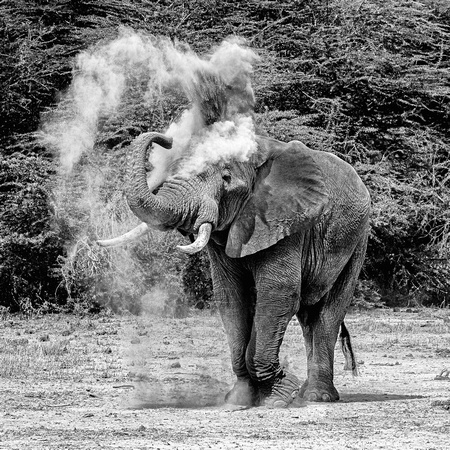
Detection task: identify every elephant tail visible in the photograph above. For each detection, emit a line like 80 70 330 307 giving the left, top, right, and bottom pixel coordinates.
340 321 358 376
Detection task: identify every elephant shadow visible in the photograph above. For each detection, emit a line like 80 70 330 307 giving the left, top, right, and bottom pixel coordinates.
126 392 425 410
284 392 425 409
339 393 425 403
125 379 426 409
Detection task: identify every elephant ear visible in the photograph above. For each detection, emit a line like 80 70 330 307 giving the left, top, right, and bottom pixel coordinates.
226 140 330 258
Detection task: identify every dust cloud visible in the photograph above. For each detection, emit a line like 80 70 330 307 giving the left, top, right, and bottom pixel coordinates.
39 28 260 305
40 26 259 269
40 30 260 403
40 28 259 176
122 303 233 409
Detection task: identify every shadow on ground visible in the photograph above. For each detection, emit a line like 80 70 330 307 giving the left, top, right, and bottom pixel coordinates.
340 393 425 403
123 373 426 409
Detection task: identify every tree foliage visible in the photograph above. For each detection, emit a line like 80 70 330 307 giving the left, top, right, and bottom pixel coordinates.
1 0 449 312
0 153 63 312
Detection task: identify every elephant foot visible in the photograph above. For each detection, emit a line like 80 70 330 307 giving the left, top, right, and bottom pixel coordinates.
260 372 301 409
224 378 258 407
300 379 339 402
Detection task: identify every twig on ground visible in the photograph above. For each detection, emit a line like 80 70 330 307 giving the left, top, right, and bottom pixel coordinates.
44 403 73 408
434 368 449 380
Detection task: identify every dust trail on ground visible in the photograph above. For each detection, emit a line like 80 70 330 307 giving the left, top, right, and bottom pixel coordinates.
121 308 232 409
128 374 229 409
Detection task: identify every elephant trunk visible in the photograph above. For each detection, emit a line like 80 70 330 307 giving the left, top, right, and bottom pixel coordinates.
97 131 215 253
126 132 180 229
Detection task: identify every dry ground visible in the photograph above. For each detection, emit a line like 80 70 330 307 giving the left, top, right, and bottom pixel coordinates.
0 307 449 449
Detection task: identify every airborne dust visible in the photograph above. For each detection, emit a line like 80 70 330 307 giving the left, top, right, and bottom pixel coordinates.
40 28 260 407
41 28 259 175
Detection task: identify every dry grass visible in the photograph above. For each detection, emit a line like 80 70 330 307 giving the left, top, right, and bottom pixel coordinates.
345 309 450 356
2 308 448 383
0 314 128 381
1 308 450 448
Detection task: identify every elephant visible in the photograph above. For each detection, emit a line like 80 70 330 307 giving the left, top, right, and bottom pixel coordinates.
98 130 370 408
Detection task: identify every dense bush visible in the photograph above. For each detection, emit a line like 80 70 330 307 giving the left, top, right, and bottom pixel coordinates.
0 153 64 312
182 251 214 310
1 0 449 312
253 0 450 306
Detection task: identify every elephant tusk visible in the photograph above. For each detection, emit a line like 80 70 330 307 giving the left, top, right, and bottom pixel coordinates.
96 222 150 247
176 223 212 254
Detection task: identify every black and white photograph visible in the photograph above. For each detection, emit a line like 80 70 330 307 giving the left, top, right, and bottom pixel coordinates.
1 1 449 448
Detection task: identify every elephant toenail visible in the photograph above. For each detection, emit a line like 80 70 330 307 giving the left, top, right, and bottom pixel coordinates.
307 392 318 401
322 393 331 402
273 400 287 408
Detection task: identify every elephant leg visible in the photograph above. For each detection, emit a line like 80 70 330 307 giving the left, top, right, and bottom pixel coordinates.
297 301 342 402
245 266 302 408
207 246 257 406
219 286 258 407
298 238 367 402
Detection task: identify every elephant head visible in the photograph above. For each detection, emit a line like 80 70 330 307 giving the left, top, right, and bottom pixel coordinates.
98 130 330 257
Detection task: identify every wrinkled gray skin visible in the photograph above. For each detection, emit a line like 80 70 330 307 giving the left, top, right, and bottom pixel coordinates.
118 131 370 407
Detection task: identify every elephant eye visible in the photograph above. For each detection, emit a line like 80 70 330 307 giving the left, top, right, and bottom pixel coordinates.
222 173 231 184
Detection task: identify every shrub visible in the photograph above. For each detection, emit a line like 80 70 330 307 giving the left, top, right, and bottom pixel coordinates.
182 251 214 309
1 0 449 311
252 0 450 306
0 153 64 312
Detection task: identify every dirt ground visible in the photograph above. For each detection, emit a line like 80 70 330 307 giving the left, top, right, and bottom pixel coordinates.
0 307 449 449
